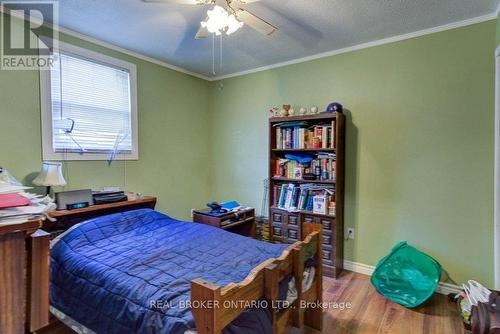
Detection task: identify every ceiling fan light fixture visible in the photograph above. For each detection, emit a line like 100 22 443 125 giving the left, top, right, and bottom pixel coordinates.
201 5 243 36
226 13 243 35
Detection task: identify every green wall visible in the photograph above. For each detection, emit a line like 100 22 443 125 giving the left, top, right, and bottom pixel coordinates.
0 14 212 220
497 12 500 46
208 21 496 285
0 12 497 286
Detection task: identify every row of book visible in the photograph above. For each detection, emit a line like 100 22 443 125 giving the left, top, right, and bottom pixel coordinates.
273 183 335 212
274 153 336 181
275 122 335 149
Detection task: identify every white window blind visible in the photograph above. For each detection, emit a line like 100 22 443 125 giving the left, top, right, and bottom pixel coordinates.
50 51 133 154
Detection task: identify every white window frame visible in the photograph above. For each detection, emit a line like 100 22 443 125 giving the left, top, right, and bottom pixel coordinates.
39 39 138 161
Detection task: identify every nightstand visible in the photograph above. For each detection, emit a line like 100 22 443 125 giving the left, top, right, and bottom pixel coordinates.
192 207 255 238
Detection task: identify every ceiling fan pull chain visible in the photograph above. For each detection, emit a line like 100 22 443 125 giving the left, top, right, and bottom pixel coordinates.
212 33 216 76
219 33 223 74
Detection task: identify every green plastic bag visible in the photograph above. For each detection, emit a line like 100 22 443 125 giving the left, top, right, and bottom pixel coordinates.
370 241 442 308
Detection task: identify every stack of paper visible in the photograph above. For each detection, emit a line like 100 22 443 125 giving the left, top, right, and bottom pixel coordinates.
0 182 31 194
0 180 56 225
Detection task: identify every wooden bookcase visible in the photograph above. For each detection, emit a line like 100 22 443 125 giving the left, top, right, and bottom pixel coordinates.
268 112 345 278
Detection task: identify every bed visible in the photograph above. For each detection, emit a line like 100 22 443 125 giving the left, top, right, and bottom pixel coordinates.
44 209 323 334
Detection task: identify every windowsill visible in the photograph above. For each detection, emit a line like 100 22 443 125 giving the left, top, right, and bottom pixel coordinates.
42 151 138 161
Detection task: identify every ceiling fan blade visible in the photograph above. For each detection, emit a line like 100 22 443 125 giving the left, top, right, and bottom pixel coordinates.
141 0 208 5
234 0 261 3
195 24 209 39
236 9 277 36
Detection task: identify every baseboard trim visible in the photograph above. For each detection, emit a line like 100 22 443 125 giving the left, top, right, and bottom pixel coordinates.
343 260 461 295
343 260 375 276
436 282 463 295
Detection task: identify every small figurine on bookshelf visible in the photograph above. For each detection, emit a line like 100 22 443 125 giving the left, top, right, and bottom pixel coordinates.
269 106 280 117
269 104 332 118
280 104 291 117
325 102 343 113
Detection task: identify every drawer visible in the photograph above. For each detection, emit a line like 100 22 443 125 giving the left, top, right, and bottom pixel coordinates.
287 214 299 226
287 229 299 240
272 212 283 223
322 234 332 246
320 218 334 231
321 248 334 266
303 215 317 224
272 226 282 237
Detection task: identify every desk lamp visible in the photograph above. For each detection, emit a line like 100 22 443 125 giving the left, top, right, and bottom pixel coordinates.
33 162 66 196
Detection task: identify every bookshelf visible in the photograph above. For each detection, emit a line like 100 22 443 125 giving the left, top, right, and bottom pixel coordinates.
268 112 345 278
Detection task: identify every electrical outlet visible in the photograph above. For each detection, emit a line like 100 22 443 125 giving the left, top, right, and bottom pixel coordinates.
347 228 355 240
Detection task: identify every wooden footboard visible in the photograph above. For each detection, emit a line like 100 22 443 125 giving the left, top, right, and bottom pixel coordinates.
301 222 323 331
191 222 323 334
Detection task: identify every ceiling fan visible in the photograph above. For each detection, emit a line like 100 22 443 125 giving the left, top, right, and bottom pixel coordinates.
141 0 277 39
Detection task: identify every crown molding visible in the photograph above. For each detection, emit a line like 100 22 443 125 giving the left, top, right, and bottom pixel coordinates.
0 6 211 81
211 12 497 81
0 5 497 82
55 26 212 81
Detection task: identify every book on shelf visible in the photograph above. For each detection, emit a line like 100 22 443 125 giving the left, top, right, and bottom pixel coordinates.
274 152 336 181
272 183 335 213
274 122 335 149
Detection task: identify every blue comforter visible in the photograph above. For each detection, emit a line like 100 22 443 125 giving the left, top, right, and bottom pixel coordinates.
50 209 289 334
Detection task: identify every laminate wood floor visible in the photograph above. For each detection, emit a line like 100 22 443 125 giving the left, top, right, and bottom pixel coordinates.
291 271 463 334
37 271 464 334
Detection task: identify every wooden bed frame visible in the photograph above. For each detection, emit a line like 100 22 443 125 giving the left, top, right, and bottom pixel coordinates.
27 219 323 334
191 222 323 334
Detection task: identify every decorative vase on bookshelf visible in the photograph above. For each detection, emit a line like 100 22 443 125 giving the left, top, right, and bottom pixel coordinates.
268 111 345 278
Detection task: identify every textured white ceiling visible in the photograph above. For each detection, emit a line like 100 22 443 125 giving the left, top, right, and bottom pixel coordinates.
23 0 500 77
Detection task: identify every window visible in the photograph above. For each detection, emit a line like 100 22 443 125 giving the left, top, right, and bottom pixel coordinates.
40 40 138 160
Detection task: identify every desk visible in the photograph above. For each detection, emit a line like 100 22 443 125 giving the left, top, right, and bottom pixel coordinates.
44 196 157 231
